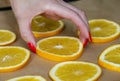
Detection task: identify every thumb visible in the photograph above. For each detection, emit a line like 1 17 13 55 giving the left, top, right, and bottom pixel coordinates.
18 18 36 53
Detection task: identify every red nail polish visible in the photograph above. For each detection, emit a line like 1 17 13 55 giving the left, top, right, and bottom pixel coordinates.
89 32 92 42
83 39 88 47
27 42 36 53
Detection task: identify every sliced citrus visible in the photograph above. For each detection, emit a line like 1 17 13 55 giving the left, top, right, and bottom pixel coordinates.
49 61 102 81
31 16 64 38
89 19 120 43
0 46 30 72
36 36 83 62
6 75 46 81
0 30 16 45
99 44 120 72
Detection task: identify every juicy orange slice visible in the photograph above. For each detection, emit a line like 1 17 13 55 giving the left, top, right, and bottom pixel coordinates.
0 30 16 45
31 16 64 38
6 75 46 81
49 61 102 81
89 19 120 43
99 44 120 72
36 36 83 61
0 46 30 72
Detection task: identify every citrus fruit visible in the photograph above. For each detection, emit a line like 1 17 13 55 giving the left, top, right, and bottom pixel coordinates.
0 46 30 72
49 61 102 81
36 36 83 62
6 75 46 81
0 30 16 45
31 16 64 38
99 44 120 72
89 19 120 43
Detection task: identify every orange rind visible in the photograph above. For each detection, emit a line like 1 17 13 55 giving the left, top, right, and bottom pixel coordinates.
89 19 120 43
31 16 64 38
36 36 83 61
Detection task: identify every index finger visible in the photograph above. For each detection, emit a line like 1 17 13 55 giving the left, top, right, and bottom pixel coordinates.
50 4 89 43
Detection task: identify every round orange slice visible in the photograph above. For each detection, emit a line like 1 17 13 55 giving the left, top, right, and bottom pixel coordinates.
99 44 120 72
36 36 83 61
6 75 46 81
0 30 16 45
0 46 30 72
89 19 120 43
31 16 64 38
49 61 102 81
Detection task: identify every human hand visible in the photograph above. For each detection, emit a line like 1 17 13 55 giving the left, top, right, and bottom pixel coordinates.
9 0 92 53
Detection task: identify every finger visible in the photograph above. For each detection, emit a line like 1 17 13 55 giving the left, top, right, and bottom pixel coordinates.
17 18 36 53
41 14 62 20
51 4 89 42
79 33 88 47
58 1 92 42
59 0 89 27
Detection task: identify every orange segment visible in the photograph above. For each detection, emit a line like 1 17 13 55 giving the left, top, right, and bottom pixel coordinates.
36 36 83 61
6 75 46 81
0 30 16 45
0 46 30 72
49 61 102 81
31 16 64 37
99 44 120 72
89 19 120 43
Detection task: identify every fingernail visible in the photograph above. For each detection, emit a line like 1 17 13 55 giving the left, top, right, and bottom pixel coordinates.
89 32 92 42
27 42 36 53
83 39 88 47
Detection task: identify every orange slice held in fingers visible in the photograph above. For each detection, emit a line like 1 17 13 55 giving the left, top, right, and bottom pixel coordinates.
0 46 30 72
0 30 16 45
36 36 83 62
99 44 120 72
49 61 102 81
31 16 64 38
6 75 46 81
89 19 120 43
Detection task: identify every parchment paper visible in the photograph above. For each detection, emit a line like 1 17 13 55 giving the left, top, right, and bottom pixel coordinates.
0 0 120 81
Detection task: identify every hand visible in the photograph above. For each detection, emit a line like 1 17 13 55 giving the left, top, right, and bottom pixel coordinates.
9 0 92 53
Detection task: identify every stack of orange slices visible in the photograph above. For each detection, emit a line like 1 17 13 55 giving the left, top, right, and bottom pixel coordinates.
31 16 64 38
36 36 83 61
89 19 120 43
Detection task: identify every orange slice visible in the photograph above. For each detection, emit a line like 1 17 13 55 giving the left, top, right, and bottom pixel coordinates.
6 75 46 81
89 19 120 43
36 36 83 61
49 61 102 81
0 30 16 45
0 46 30 72
99 44 120 72
31 16 64 38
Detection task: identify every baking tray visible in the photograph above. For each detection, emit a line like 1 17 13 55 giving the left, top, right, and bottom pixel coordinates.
0 0 120 81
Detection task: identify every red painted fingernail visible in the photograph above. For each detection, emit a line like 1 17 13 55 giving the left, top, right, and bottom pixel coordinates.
83 39 88 47
89 32 92 42
27 42 36 53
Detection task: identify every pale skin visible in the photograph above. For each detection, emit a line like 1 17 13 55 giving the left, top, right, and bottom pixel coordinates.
9 0 92 52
